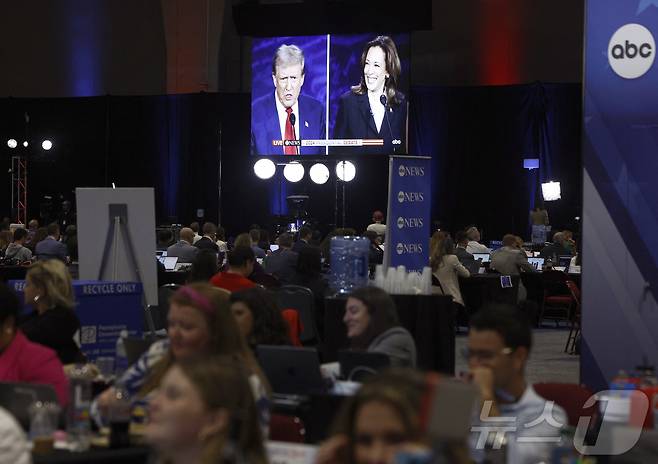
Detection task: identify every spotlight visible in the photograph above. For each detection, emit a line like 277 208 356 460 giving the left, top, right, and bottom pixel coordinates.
309 163 330 184
335 161 356 182
7 139 17 149
41 140 52 150
253 158 276 180
541 181 561 201
283 162 304 183
22 141 28 148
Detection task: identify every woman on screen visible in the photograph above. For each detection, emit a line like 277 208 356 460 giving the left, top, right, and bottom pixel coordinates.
333 36 407 154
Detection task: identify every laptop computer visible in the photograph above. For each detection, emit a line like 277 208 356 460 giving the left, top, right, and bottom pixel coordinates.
162 256 178 271
338 350 390 381
472 253 491 263
558 255 572 268
256 345 329 395
528 257 544 271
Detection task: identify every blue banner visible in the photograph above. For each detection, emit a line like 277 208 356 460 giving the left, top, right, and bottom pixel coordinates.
385 156 431 273
582 0 658 390
9 280 143 362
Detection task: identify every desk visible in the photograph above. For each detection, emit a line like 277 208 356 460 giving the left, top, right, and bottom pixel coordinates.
323 294 455 374
33 446 150 464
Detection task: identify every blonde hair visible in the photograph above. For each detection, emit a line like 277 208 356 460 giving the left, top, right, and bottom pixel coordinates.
26 260 75 309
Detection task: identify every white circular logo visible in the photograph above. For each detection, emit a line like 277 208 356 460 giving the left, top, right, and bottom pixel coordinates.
396 243 404 255
397 191 405 203
608 23 655 79
398 165 406 177
397 217 404 229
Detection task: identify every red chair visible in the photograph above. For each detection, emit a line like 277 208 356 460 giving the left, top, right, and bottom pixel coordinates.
539 270 573 326
281 308 304 347
533 383 597 428
564 280 581 354
269 414 306 443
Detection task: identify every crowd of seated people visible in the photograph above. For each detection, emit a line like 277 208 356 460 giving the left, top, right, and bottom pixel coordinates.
0 214 587 463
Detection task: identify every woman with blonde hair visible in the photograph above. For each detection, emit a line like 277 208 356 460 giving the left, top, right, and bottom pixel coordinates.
19 260 83 364
98 283 270 431
430 231 470 308
145 356 267 464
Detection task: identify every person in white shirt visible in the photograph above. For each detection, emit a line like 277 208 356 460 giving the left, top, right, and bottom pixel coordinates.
465 226 491 255
0 406 30 464
465 305 567 464
189 222 202 244
366 210 387 239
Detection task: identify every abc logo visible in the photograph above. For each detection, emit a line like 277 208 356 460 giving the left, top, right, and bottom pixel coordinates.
397 217 405 229
398 191 405 203
608 23 655 79
398 165 406 177
396 243 404 255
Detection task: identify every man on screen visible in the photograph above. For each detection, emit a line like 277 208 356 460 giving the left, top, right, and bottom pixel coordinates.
251 44 326 155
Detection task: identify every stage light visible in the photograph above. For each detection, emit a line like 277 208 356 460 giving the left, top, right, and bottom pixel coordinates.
283 162 304 183
7 139 17 149
309 163 330 184
335 161 356 182
41 140 52 150
253 158 276 180
541 181 561 201
22 141 28 148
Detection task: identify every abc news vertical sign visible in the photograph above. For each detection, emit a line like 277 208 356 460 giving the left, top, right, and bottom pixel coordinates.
581 2 658 392
384 156 431 273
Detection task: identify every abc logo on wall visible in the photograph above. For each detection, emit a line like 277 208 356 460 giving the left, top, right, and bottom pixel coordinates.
608 23 655 79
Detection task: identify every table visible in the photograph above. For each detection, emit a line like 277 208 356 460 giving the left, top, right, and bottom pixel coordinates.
33 446 150 464
323 294 456 374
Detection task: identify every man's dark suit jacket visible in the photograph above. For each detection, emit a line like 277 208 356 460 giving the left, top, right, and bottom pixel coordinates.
539 243 571 260
292 240 309 254
332 90 407 154
263 249 298 284
251 94 326 155
455 247 480 275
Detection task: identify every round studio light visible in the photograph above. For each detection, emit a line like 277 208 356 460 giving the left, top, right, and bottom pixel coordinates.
283 162 305 183
253 158 276 180
41 140 53 150
335 161 356 182
309 163 330 185
7 139 17 149
22 141 28 148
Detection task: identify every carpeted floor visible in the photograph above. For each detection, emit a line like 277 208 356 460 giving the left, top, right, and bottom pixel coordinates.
455 328 580 385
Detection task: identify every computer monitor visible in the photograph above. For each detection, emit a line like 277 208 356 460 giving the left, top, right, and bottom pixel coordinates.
528 257 544 271
473 253 491 263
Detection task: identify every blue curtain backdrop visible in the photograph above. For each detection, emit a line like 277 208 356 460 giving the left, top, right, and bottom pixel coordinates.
0 83 580 239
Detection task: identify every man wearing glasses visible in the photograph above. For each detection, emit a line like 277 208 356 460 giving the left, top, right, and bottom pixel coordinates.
464 305 567 463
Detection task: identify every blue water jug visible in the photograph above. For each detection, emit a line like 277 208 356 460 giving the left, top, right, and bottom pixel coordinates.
330 236 369 293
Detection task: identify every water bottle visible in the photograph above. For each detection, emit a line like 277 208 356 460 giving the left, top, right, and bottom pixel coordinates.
108 383 132 448
67 364 92 451
115 329 129 378
330 236 369 293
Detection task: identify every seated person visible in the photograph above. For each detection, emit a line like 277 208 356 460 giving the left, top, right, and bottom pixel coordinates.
156 229 173 252
186 249 219 284
317 369 470 464
454 230 480 275
210 246 257 292
490 234 535 300
0 406 30 464
98 284 269 430
0 283 69 406
229 287 291 350
145 356 267 464
262 233 298 284
366 210 386 239
364 230 384 267
465 304 567 463
194 222 220 253
430 231 470 308
539 231 573 261
166 227 198 264
19 260 84 364
343 287 416 367
233 234 280 288
34 223 68 262
250 229 267 259
4 228 32 263
465 226 491 255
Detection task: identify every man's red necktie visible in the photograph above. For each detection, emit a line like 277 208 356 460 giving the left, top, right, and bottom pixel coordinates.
284 107 296 155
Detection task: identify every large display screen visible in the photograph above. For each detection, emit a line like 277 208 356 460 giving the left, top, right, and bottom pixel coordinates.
251 33 410 156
